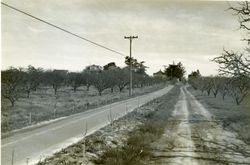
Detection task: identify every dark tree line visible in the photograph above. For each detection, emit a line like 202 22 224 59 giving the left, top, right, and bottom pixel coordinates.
2 55 184 107
1 61 166 107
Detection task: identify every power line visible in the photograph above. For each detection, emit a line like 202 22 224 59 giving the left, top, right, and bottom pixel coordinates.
1 2 126 57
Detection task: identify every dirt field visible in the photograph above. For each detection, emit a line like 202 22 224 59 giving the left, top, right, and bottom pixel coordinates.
1 83 165 133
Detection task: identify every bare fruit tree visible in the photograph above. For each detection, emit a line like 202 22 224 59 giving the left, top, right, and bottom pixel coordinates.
212 1 250 105
1 67 23 107
218 77 231 100
213 2 250 77
211 76 221 98
213 49 250 77
229 77 250 105
22 65 43 98
43 70 67 95
68 72 83 93
115 68 129 92
228 1 250 43
202 77 212 96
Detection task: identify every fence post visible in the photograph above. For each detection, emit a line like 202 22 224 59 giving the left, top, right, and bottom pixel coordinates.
54 108 56 119
126 102 128 114
26 158 29 165
11 148 15 165
29 112 32 125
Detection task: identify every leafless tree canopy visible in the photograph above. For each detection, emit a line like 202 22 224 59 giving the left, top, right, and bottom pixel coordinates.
213 1 250 78
213 49 250 77
228 1 250 43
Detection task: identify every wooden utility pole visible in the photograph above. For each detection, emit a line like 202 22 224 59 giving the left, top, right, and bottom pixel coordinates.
124 36 138 96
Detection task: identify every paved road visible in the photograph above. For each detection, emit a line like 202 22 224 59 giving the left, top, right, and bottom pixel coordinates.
1 85 173 165
152 86 250 164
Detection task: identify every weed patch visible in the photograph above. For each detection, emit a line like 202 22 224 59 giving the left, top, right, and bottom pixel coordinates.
93 86 181 165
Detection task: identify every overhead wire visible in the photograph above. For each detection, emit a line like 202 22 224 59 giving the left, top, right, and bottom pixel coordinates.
1 2 126 57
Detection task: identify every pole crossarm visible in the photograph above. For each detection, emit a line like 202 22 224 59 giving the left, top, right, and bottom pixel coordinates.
124 36 138 39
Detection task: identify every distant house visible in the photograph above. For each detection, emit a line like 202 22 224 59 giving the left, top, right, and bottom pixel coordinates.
153 70 166 79
85 64 102 71
188 70 201 79
103 62 118 70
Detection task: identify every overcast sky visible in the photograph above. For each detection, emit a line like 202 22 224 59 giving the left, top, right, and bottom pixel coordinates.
1 0 246 76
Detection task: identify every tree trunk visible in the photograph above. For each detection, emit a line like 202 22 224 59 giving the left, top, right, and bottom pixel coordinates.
99 90 102 96
87 85 90 91
222 93 226 100
236 97 240 105
54 86 57 95
10 99 15 107
213 91 217 98
119 86 124 92
207 89 211 96
27 90 30 98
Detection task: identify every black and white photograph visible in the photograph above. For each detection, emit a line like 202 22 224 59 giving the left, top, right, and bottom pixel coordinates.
1 0 250 165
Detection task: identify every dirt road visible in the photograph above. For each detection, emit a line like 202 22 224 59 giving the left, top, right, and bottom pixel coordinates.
151 85 250 165
1 85 173 165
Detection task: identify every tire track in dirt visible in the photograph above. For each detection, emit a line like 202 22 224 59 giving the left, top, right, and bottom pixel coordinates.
151 86 199 164
185 86 250 164
150 85 250 165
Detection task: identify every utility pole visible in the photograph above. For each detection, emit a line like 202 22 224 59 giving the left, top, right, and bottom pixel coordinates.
124 36 138 96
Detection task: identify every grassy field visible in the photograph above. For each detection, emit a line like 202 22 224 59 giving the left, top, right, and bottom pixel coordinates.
188 87 250 144
1 83 166 133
